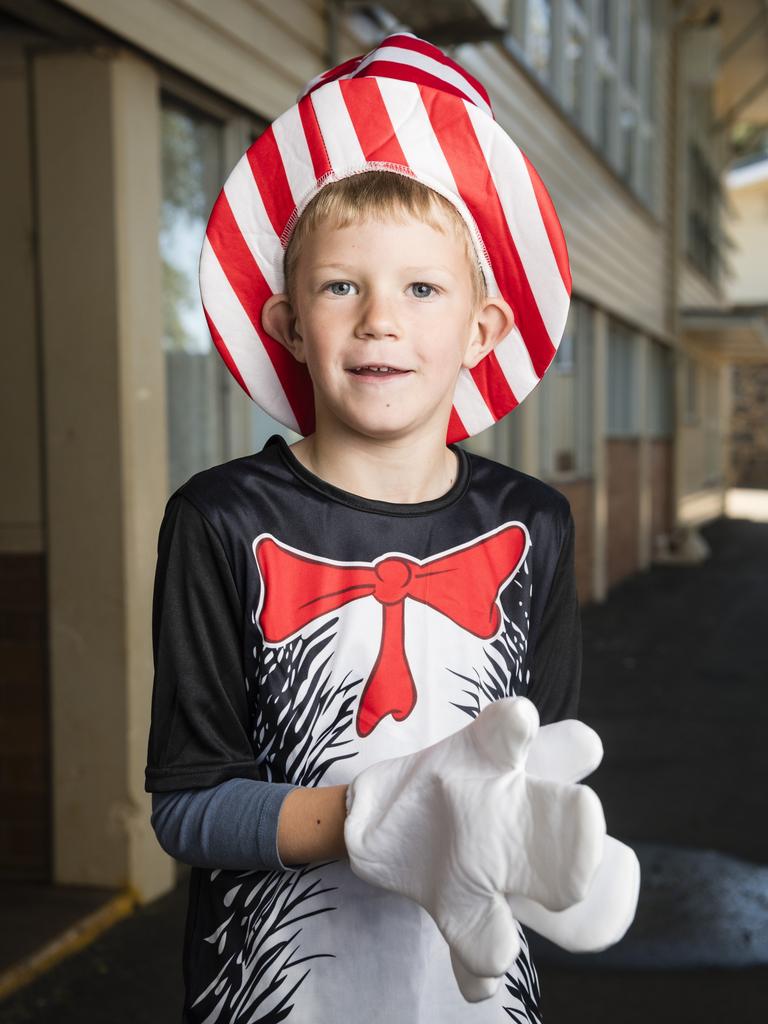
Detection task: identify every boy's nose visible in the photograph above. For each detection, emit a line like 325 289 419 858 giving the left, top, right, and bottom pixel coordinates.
356 295 401 338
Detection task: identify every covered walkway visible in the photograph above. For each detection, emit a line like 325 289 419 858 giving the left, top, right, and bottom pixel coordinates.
2 498 767 1023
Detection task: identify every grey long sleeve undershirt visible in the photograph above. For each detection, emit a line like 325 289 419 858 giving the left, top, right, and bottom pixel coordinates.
151 777 302 872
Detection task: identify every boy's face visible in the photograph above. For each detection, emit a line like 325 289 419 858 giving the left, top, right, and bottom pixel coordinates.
262 208 514 445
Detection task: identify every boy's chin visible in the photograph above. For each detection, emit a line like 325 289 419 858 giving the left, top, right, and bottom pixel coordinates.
331 408 450 444
315 389 455 442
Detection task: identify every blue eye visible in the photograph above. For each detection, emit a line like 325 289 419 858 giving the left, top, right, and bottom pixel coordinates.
325 281 355 296
411 283 437 299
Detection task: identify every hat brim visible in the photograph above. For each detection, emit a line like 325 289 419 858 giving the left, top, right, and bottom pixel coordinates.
199 75 571 443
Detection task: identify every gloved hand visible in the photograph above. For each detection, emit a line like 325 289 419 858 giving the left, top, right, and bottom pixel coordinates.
450 717 641 1001
343 696 606 993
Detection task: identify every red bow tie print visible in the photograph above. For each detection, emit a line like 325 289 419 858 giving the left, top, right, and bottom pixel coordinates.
254 524 529 737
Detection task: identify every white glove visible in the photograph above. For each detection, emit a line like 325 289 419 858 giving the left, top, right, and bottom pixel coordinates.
343 696 606 991
451 718 641 1001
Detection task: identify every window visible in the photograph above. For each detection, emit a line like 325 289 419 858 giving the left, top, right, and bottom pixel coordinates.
160 97 290 489
160 95 229 493
639 1 654 119
596 65 614 151
685 87 723 284
607 318 638 437
505 0 656 209
684 354 699 424
619 99 638 180
648 340 675 438
623 0 639 89
459 415 522 468
564 2 588 125
538 298 594 477
527 0 553 82
638 122 654 205
598 0 615 54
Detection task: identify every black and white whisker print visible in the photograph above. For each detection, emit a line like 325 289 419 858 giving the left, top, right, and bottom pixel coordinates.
161 436 576 1022
190 862 340 1023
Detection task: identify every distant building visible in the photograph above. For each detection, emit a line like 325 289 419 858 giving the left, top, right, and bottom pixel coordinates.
722 154 768 487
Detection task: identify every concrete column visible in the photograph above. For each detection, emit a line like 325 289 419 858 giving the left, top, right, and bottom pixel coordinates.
592 308 608 602
637 333 653 568
34 45 173 900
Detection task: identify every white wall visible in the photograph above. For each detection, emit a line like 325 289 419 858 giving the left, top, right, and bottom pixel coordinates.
59 0 343 118
722 166 768 304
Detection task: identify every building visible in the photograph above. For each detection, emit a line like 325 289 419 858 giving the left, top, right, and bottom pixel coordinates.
721 152 768 488
1 0 766 924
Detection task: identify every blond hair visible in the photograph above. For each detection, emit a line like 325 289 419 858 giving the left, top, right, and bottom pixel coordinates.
283 170 487 315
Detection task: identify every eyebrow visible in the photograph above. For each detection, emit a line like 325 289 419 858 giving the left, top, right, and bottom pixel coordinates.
311 264 357 272
311 263 456 275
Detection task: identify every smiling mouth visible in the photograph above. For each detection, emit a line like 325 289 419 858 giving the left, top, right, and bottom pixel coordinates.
347 366 412 377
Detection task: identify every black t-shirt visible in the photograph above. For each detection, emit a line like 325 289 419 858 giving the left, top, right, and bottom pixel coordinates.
145 432 581 1023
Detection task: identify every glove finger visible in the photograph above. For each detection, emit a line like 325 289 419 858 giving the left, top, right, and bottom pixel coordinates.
470 696 539 772
525 720 604 784
509 835 641 953
449 947 505 1003
515 779 606 910
445 892 521 979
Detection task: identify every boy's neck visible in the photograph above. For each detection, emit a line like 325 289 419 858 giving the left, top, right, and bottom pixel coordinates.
288 427 459 505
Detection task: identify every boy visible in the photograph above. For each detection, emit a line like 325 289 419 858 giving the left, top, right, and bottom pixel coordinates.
145 32 638 1023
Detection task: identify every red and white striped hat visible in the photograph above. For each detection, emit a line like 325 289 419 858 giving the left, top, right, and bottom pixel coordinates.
199 31 571 443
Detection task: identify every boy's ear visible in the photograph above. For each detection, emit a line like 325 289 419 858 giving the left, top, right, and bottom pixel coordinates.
261 293 307 364
462 296 516 370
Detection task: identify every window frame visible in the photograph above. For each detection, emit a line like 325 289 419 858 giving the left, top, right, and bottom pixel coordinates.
563 0 590 127
537 296 595 481
505 0 659 213
606 316 640 439
647 338 675 439
157 65 275 480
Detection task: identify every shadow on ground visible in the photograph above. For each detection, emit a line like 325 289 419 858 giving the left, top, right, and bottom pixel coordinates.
0 872 189 1023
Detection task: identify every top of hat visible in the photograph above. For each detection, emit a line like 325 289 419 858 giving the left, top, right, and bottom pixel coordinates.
296 31 496 119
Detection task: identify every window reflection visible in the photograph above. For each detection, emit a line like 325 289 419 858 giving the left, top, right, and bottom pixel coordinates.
538 300 594 477
624 0 639 88
597 67 613 151
565 23 584 120
607 319 638 437
648 340 675 439
598 0 614 52
620 101 638 179
160 97 227 493
507 0 655 209
527 0 552 80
